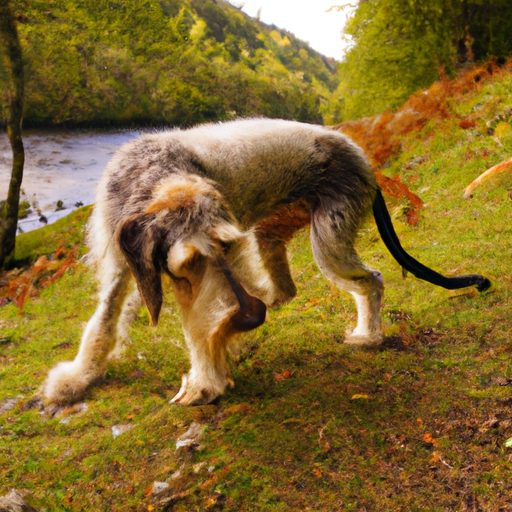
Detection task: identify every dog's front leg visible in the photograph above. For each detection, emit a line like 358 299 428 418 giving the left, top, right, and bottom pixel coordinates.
169 262 246 406
43 268 132 404
171 318 236 406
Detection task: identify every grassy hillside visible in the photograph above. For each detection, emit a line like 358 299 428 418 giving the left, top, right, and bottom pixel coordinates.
1 65 512 510
1 0 338 127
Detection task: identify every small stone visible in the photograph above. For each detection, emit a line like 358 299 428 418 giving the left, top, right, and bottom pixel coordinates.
0 398 19 414
112 424 135 438
0 489 39 511
151 482 170 495
175 421 204 450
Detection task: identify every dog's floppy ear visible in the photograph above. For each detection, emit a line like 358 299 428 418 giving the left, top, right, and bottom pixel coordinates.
118 174 246 326
117 215 164 327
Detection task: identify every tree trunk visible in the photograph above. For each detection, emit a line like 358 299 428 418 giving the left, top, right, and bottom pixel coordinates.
0 0 25 269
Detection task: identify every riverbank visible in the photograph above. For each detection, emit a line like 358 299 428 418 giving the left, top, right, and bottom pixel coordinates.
0 129 138 232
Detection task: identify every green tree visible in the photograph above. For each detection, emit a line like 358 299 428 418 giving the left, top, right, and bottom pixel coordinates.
1 0 337 127
334 0 512 120
336 0 456 120
0 0 25 269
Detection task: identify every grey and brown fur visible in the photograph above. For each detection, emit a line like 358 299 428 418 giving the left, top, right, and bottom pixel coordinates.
43 119 384 406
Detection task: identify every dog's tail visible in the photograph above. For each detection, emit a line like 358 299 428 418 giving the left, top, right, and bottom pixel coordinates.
372 188 491 292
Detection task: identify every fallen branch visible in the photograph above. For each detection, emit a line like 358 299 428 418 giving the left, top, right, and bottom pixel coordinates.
463 157 512 198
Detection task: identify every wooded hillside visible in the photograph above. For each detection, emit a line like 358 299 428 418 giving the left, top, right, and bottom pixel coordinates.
1 0 339 127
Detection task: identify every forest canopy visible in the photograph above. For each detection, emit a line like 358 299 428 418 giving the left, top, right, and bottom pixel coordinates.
334 0 512 120
0 0 340 127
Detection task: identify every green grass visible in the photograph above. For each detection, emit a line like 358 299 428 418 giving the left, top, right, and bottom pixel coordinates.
13 205 93 264
2 72 512 511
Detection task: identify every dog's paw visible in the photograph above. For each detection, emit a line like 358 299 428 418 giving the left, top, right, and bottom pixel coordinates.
43 361 101 405
344 331 383 347
170 373 231 406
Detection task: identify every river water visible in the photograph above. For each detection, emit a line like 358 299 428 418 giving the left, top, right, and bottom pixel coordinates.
0 129 140 232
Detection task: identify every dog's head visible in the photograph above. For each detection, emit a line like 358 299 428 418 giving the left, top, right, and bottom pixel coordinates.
116 174 265 329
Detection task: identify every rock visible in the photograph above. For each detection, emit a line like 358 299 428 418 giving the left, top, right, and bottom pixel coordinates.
0 398 19 415
111 424 135 438
0 489 39 512
20 397 43 412
175 422 204 451
151 482 170 495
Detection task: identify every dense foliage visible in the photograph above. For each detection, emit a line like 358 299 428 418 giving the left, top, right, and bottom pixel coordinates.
0 0 339 127
334 0 512 120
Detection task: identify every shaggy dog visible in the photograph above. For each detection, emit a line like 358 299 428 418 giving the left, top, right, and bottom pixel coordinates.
43 119 490 406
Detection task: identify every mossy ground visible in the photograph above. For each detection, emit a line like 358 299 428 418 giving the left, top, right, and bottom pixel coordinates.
1 71 512 511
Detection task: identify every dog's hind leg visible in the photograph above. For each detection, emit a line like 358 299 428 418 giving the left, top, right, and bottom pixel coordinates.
310 206 384 347
43 250 132 404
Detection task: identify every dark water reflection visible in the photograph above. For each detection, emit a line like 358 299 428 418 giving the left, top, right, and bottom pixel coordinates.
0 129 139 232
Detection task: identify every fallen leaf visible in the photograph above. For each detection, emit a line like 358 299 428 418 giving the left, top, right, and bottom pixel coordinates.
423 432 439 446
351 394 370 400
200 466 229 489
205 492 226 508
0 243 79 312
459 118 477 129
429 451 441 463
504 437 512 448
274 369 292 382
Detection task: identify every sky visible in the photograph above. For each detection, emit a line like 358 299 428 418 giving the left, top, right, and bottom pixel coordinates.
227 0 352 60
